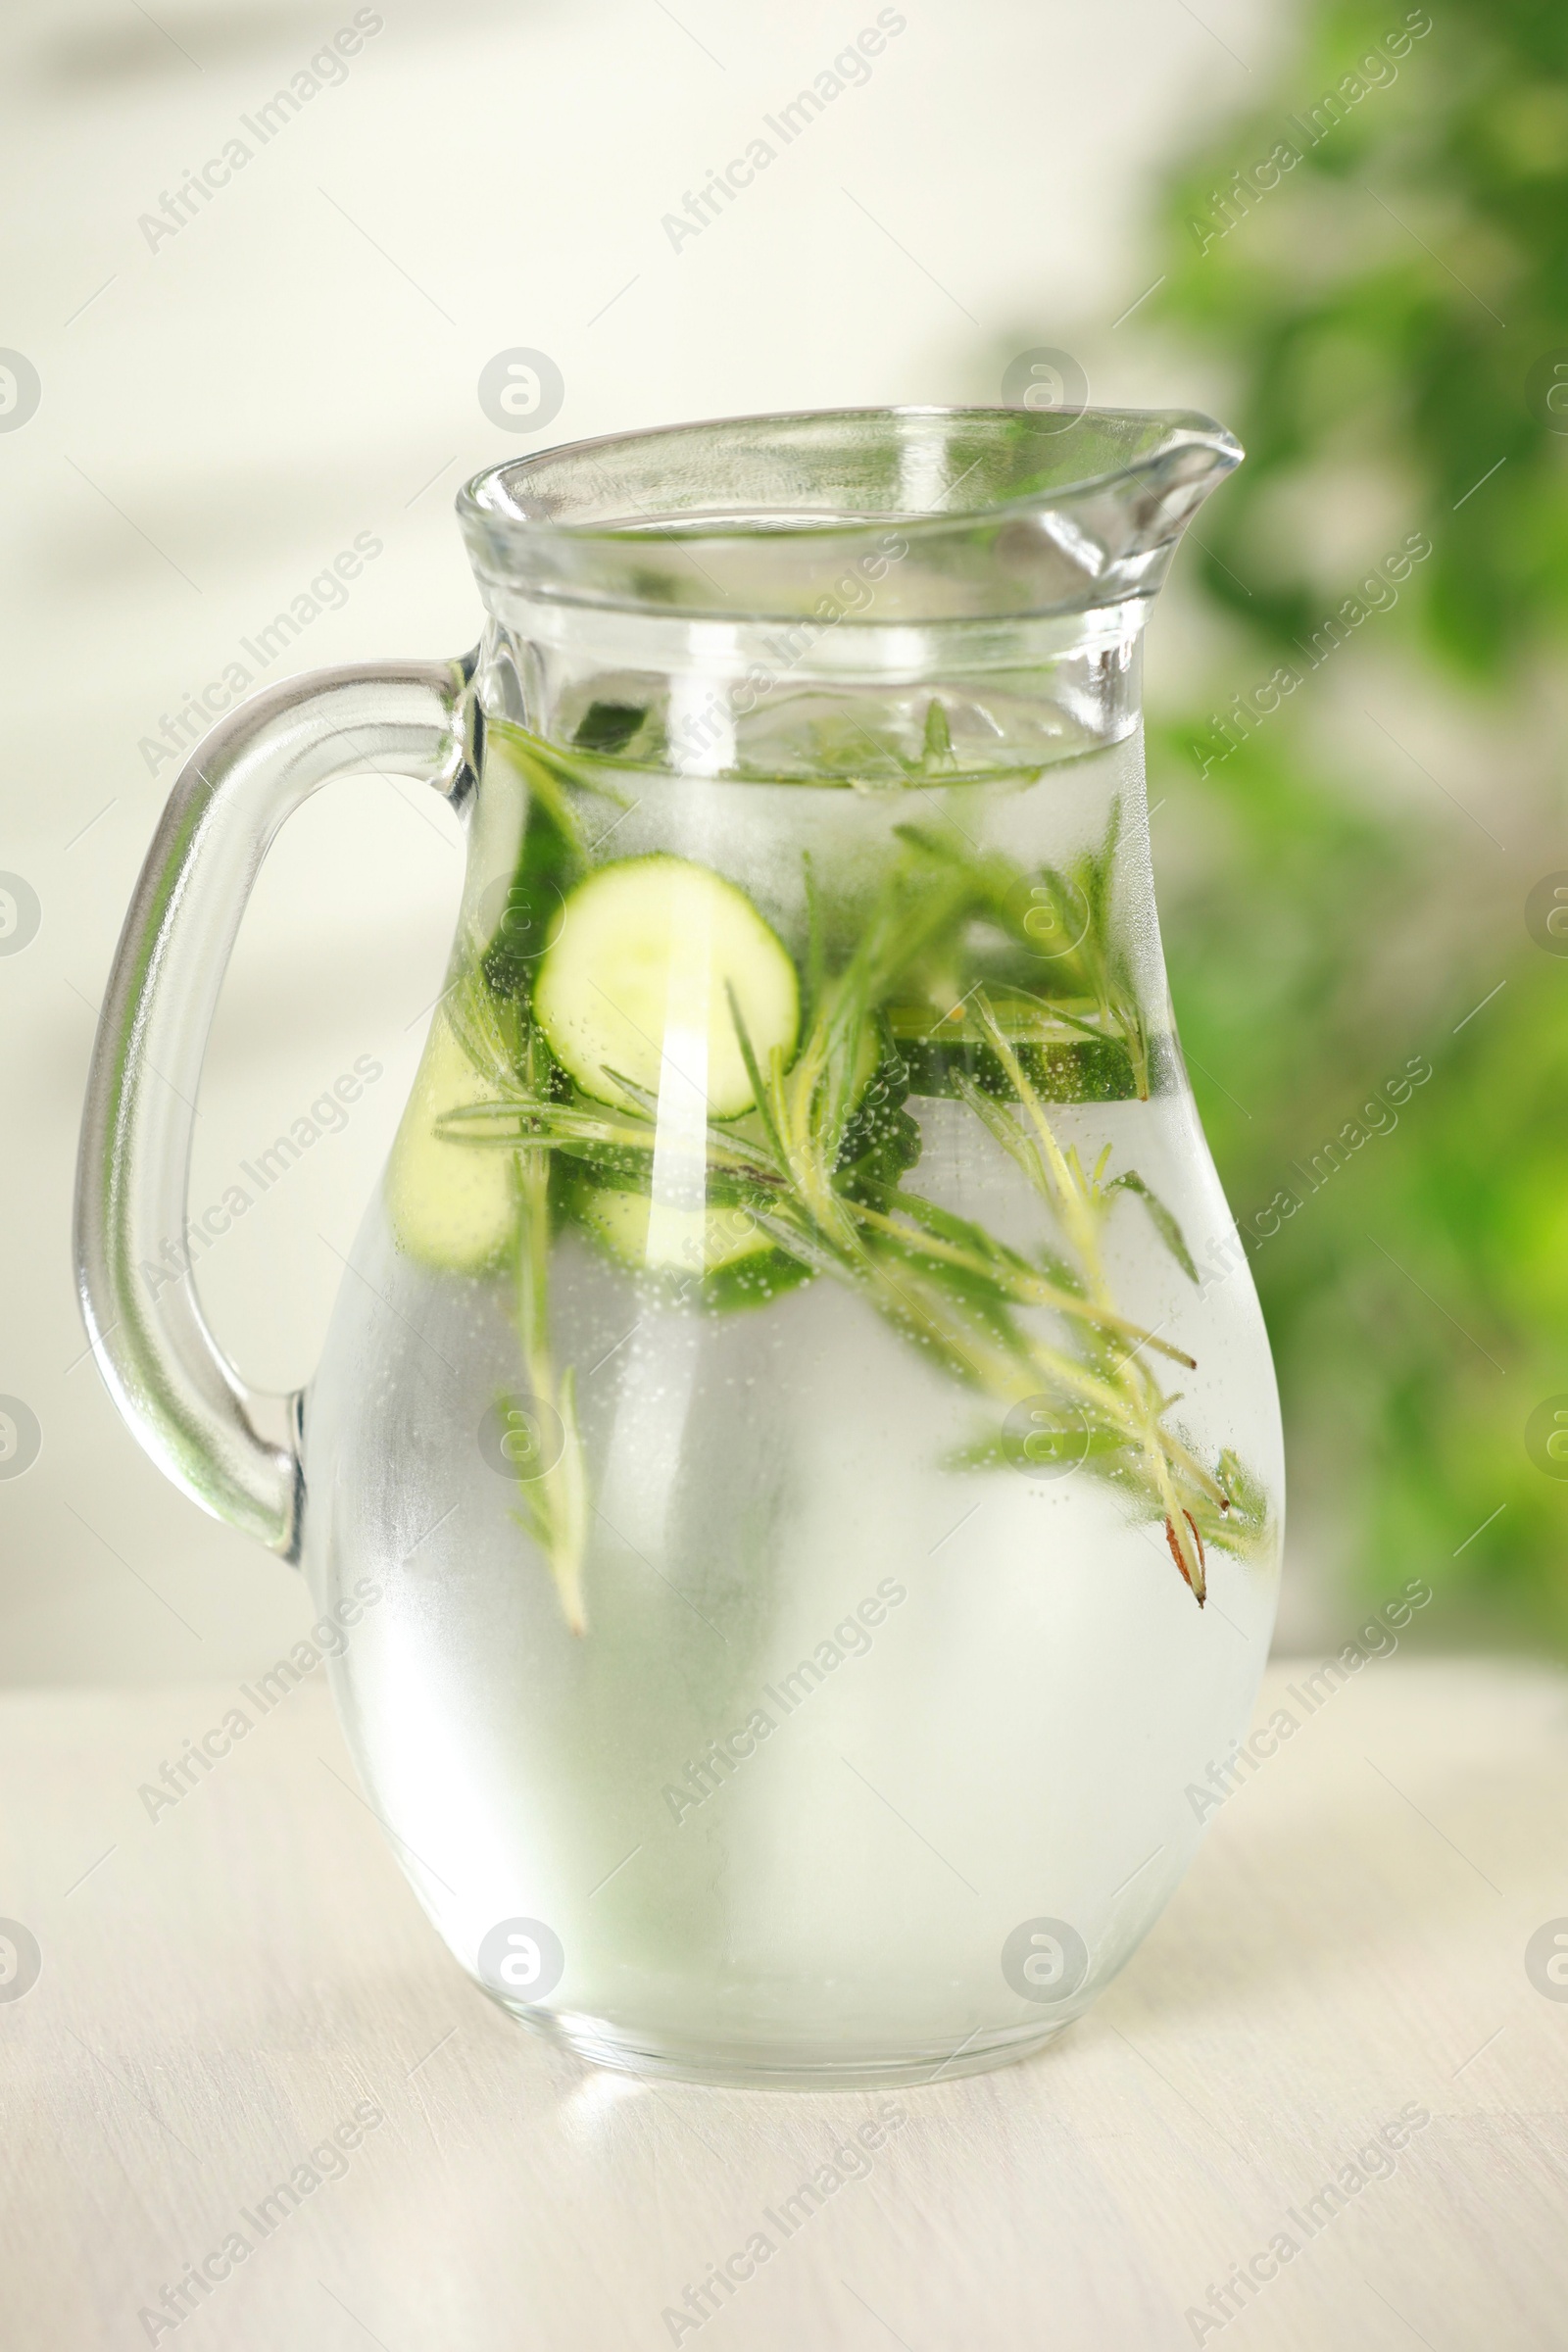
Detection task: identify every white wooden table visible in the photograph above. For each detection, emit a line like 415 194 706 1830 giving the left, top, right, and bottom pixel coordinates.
2 1657 1565 2350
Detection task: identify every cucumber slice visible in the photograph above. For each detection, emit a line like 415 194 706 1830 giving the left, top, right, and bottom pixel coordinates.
576 1184 770 1275
532 856 798 1116
385 1011 516 1271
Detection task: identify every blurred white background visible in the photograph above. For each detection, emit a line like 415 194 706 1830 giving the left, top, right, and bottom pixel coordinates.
1 0 1283 1682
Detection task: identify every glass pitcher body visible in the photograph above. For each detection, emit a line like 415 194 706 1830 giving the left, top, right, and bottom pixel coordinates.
77 408 1283 2085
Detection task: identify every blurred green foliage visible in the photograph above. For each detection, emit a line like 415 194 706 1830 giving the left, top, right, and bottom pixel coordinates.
1147 0 1568 1640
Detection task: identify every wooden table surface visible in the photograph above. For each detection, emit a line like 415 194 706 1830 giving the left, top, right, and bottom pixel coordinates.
2 1655 1565 2351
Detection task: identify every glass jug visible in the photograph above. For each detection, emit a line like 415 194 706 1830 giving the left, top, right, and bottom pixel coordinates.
75 407 1283 2087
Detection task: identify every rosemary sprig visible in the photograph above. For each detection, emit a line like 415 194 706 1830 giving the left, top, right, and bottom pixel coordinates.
509 1082 589 1635
966 992 1218 1598
445 971 591 1631
717 926 1244 1599
841 1195 1197 1368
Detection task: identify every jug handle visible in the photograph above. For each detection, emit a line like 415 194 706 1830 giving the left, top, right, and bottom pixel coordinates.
73 654 479 1562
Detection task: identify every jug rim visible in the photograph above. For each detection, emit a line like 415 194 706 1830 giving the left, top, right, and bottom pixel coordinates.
460 403 1240 536
457 404 1242 622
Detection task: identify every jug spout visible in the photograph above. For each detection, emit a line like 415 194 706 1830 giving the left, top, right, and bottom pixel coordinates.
997 408 1245 612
